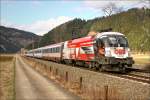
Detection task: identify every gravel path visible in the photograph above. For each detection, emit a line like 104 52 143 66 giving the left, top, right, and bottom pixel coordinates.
15 55 80 100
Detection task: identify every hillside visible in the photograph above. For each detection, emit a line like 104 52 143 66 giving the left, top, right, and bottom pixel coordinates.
38 8 150 52
0 26 40 53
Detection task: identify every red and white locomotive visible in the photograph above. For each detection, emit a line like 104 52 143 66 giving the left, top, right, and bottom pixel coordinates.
26 32 134 72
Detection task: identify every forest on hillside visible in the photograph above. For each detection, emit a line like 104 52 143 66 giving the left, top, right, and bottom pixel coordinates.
27 8 150 52
0 26 40 53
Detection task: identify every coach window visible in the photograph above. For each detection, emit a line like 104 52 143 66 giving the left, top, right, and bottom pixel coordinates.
59 47 60 52
57 47 58 52
58 47 60 52
56 47 57 52
55 48 56 52
55 48 56 53
57 47 59 52
52 48 53 53
45 49 47 53
56 47 58 52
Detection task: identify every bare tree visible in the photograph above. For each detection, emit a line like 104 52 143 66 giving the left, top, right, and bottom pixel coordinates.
102 2 117 17
102 2 124 30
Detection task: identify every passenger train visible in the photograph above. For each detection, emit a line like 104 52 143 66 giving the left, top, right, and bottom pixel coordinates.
25 32 134 72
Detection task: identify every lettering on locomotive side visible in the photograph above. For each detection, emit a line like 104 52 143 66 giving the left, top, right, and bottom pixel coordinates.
114 48 126 55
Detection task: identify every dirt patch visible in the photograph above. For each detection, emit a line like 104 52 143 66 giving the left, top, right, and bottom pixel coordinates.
15 56 79 100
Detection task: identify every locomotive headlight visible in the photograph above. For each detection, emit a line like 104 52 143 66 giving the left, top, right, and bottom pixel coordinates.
128 48 131 57
105 47 111 57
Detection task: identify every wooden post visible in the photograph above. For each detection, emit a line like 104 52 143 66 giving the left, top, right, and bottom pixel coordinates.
80 77 83 90
65 72 68 82
49 67 51 72
104 85 108 100
56 68 58 75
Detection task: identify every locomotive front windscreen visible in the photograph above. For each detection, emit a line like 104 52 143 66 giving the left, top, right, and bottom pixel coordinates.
101 35 128 47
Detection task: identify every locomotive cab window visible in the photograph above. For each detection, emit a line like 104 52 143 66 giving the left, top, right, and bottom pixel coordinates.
98 35 128 47
96 38 105 48
107 35 128 47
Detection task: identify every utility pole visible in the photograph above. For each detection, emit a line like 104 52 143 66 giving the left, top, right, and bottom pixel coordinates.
72 27 79 40
38 38 41 48
32 37 34 49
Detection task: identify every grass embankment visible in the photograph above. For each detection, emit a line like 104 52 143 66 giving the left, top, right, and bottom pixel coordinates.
0 55 15 100
132 53 150 70
132 53 150 65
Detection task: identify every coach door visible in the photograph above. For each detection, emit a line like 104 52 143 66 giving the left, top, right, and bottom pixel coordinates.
60 43 64 60
75 48 79 59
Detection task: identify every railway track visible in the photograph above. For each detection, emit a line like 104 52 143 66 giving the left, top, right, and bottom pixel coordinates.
98 70 150 84
24 56 150 84
126 67 150 73
72 64 150 84
116 73 150 84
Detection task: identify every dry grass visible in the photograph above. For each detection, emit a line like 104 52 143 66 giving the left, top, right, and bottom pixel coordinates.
132 54 150 65
0 55 15 100
0 55 13 62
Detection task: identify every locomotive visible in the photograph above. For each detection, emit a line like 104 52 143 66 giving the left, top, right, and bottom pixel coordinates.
25 32 134 72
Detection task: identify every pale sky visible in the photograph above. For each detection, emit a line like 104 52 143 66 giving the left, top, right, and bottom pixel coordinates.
0 0 149 36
